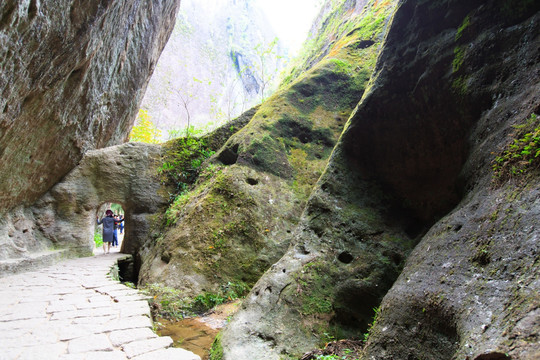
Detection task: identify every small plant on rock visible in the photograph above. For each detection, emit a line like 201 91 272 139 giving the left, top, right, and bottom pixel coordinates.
492 113 540 183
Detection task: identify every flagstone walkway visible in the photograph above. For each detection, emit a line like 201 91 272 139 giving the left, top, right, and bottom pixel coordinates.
0 251 200 360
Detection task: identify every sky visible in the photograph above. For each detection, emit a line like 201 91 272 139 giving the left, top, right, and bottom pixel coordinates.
254 0 322 56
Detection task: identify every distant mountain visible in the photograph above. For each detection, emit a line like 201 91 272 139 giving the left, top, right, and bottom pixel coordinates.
140 0 289 139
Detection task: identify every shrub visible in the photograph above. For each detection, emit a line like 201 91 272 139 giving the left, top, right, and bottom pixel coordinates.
492 113 540 182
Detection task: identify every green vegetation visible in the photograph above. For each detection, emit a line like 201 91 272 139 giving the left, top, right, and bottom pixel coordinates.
191 281 249 313
295 261 337 316
110 203 124 215
451 75 468 96
314 355 359 360
141 281 249 320
452 46 465 72
282 0 393 85
159 136 215 199
129 109 162 143
362 306 381 342
492 113 540 182
455 15 470 41
94 231 103 248
288 148 323 200
209 332 224 360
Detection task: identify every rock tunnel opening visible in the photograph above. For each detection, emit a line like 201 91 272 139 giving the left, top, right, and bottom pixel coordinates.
95 202 127 253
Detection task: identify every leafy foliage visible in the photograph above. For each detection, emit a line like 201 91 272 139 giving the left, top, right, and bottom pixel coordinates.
159 136 215 198
94 231 103 248
363 306 381 342
492 113 540 182
141 281 249 320
209 332 224 360
129 109 162 143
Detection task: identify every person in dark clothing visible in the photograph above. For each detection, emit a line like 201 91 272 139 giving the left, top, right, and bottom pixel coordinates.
118 215 124 234
112 215 119 247
97 209 123 254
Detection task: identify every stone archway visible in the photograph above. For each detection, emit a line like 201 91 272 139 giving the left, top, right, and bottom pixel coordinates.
31 142 169 258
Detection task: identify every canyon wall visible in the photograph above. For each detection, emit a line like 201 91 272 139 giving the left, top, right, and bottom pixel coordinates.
0 0 180 267
219 0 540 358
0 0 180 214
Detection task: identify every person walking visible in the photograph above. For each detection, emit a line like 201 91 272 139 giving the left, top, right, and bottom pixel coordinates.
112 215 119 247
97 210 119 254
119 215 124 234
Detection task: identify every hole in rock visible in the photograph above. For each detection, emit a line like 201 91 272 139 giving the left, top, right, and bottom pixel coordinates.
246 177 258 185
474 352 511 360
217 143 239 165
117 255 137 283
337 251 354 264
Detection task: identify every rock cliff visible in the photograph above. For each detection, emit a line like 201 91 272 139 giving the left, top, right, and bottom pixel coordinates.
219 0 540 358
0 0 538 359
136 0 393 302
0 0 180 214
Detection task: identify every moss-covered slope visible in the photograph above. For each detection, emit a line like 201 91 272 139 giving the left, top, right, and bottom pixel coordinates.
220 0 540 359
137 0 395 306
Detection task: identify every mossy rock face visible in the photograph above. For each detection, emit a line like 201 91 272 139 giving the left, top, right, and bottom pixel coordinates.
139 164 302 294
219 0 540 359
139 0 388 301
220 148 418 358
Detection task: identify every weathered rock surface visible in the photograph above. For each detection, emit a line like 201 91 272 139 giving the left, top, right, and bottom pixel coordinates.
0 0 180 215
0 142 170 275
137 0 386 297
219 0 540 359
359 1 540 359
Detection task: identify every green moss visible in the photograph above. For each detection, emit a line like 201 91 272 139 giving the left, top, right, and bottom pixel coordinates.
329 58 353 74
455 15 470 41
296 261 338 316
246 134 292 178
492 113 540 183
452 46 465 72
288 148 323 201
451 75 469 96
281 0 393 86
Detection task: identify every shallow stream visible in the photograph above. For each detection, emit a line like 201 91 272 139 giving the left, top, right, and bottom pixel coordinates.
157 318 218 360
156 300 241 359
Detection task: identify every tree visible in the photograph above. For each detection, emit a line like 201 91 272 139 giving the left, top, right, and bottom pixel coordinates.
176 76 209 137
253 37 281 102
129 109 162 143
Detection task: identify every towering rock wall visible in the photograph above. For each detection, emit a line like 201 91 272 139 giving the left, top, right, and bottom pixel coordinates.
219 0 540 359
140 0 287 138
137 0 394 305
0 0 181 214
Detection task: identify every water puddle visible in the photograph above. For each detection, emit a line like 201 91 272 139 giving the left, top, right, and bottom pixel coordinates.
157 318 218 359
156 300 241 360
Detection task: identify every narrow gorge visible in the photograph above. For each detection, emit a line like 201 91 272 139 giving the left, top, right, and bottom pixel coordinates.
0 0 538 360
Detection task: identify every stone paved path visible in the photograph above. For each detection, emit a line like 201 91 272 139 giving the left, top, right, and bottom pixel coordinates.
0 252 200 360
